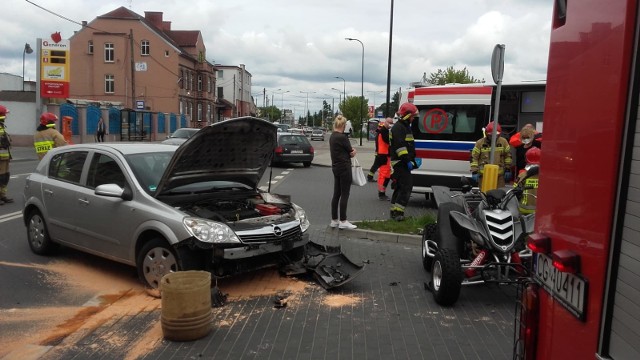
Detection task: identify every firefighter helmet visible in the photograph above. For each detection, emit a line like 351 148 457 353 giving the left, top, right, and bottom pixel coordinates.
40 112 59 127
485 121 502 135
0 105 8 121
525 146 541 165
397 102 418 120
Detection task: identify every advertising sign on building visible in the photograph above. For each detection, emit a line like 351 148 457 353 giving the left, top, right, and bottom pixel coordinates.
40 32 70 98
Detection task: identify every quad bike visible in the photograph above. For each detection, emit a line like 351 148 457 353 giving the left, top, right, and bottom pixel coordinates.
421 165 539 306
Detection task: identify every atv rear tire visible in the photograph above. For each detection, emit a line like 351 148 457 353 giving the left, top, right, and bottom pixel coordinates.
422 223 437 271
431 248 463 306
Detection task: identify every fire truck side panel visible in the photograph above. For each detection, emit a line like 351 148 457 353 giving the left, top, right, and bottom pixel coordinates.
532 0 638 359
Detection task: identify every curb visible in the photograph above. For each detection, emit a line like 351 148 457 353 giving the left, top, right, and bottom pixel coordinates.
324 226 421 246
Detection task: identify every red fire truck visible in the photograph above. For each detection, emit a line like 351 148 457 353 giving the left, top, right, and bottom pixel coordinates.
515 0 640 359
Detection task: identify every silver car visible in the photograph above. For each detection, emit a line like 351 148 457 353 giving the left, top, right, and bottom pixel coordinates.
23 117 310 288
161 127 200 145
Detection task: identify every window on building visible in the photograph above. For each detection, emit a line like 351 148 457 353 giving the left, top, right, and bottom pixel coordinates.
141 40 150 56
88 40 93 54
197 103 202 121
104 43 114 62
105 74 115 93
198 75 203 91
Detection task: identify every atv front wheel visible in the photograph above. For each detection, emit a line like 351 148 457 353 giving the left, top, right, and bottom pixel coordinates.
422 223 437 271
431 248 463 306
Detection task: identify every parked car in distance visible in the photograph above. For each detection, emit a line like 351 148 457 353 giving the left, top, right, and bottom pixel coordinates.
161 127 200 145
310 129 325 141
272 132 314 167
22 117 310 289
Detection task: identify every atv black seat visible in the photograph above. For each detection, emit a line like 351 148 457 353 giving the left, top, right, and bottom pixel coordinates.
486 189 507 207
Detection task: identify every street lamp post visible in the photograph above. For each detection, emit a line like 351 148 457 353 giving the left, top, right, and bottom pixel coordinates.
331 88 342 112
367 90 383 116
346 37 364 146
22 43 33 91
334 76 346 104
299 91 315 127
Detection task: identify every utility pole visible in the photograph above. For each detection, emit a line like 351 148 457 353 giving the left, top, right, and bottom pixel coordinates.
129 29 136 109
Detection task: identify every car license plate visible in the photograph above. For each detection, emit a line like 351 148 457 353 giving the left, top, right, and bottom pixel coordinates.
291 150 303 154
534 253 588 320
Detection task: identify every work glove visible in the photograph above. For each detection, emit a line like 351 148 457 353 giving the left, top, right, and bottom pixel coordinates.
504 171 513 183
471 173 479 184
407 161 414 171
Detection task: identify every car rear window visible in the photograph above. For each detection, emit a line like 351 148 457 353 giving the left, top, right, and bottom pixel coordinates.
279 135 308 145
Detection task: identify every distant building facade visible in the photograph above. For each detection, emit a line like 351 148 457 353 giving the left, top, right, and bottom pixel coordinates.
69 7 218 123
215 64 256 119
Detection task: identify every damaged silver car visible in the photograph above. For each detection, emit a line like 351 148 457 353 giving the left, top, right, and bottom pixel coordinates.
23 117 310 288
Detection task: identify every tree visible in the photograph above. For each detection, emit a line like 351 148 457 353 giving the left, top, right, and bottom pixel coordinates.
376 91 402 118
428 66 483 85
257 106 281 121
339 95 369 136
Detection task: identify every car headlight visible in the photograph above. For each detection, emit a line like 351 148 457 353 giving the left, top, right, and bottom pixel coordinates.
183 217 242 244
292 203 310 232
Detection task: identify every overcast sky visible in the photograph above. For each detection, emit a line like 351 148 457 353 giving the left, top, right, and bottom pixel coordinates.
3 0 553 114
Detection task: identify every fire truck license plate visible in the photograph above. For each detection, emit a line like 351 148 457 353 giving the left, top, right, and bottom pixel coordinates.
534 253 587 320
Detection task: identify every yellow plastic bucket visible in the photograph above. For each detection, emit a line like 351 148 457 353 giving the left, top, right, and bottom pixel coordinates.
160 270 212 341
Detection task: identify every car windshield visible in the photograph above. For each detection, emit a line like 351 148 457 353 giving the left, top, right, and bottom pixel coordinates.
125 151 174 194
170 128 197 139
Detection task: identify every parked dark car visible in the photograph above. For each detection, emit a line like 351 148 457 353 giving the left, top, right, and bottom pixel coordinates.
272 133 314 167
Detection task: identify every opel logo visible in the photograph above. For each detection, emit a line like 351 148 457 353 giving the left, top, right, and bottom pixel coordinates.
273 226 283 237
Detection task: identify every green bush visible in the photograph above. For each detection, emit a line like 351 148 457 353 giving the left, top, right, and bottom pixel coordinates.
355 214 436 235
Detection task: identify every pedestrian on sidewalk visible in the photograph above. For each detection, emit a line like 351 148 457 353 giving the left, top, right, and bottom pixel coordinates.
329 115 358 230
0 105 14 205
34 112 68 160
96 117 107 142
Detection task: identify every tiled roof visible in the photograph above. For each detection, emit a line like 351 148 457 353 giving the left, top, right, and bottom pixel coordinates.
166 30 200 47
99 6 143 20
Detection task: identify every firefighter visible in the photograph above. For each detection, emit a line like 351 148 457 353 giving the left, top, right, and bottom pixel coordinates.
375 117 394 200
516 146 540 214
470 121 512 188
34 112 68 160
389 103 420 221
0 105 13 205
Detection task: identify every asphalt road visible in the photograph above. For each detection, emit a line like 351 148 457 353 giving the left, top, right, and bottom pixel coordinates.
0 142 516 360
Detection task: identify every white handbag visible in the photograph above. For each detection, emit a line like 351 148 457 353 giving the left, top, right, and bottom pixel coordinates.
351 157 367 186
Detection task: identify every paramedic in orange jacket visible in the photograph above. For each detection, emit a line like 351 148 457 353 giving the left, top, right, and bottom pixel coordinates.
375 117 394 200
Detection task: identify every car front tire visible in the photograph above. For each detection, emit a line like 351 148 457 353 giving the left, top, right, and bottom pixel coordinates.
27 209 58 255
137 238 180 289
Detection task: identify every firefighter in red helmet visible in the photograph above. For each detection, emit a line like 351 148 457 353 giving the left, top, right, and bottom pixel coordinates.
34 112 68 160
470 121 512 188
0 105 13 204
389 102 420 221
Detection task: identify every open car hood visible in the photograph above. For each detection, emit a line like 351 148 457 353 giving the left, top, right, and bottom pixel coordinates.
155 117 277 195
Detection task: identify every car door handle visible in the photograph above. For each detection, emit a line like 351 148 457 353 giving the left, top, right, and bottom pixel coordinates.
78 198 90 206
